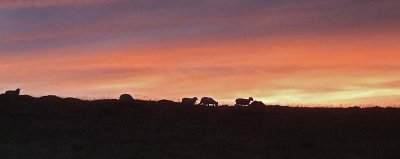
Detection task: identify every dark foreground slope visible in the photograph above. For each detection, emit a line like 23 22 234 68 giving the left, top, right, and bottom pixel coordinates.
1 96 400 159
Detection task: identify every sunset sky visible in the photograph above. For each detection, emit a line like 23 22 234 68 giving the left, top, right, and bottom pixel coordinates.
1 0 400 105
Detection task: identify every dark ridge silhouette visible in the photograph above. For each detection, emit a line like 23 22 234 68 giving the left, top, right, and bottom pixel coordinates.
2 93 400 158
235 97 254 106
16 94 35 101
39 95 64 102
157 99 181 106
199 97 218 106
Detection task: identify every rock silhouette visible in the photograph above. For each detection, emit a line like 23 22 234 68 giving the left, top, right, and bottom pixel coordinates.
119 94 134 104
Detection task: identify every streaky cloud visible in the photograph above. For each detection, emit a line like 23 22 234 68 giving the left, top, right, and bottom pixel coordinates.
0 0 114 9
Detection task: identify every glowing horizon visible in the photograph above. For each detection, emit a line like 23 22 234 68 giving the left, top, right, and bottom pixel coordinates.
1 0 400 105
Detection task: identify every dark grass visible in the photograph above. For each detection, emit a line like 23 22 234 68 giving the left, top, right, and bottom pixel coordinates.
1 95 400 158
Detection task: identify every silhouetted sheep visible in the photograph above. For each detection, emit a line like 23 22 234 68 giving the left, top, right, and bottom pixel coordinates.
199 97 218 106
119 94 134 104
4 88 20 99
182 97 198 106
235 97 254 106
249 101 266 108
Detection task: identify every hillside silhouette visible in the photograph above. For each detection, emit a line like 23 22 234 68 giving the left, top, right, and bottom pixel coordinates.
1 94 400 158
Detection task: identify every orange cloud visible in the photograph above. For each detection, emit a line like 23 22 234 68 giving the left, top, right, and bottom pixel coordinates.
1 24 400 105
